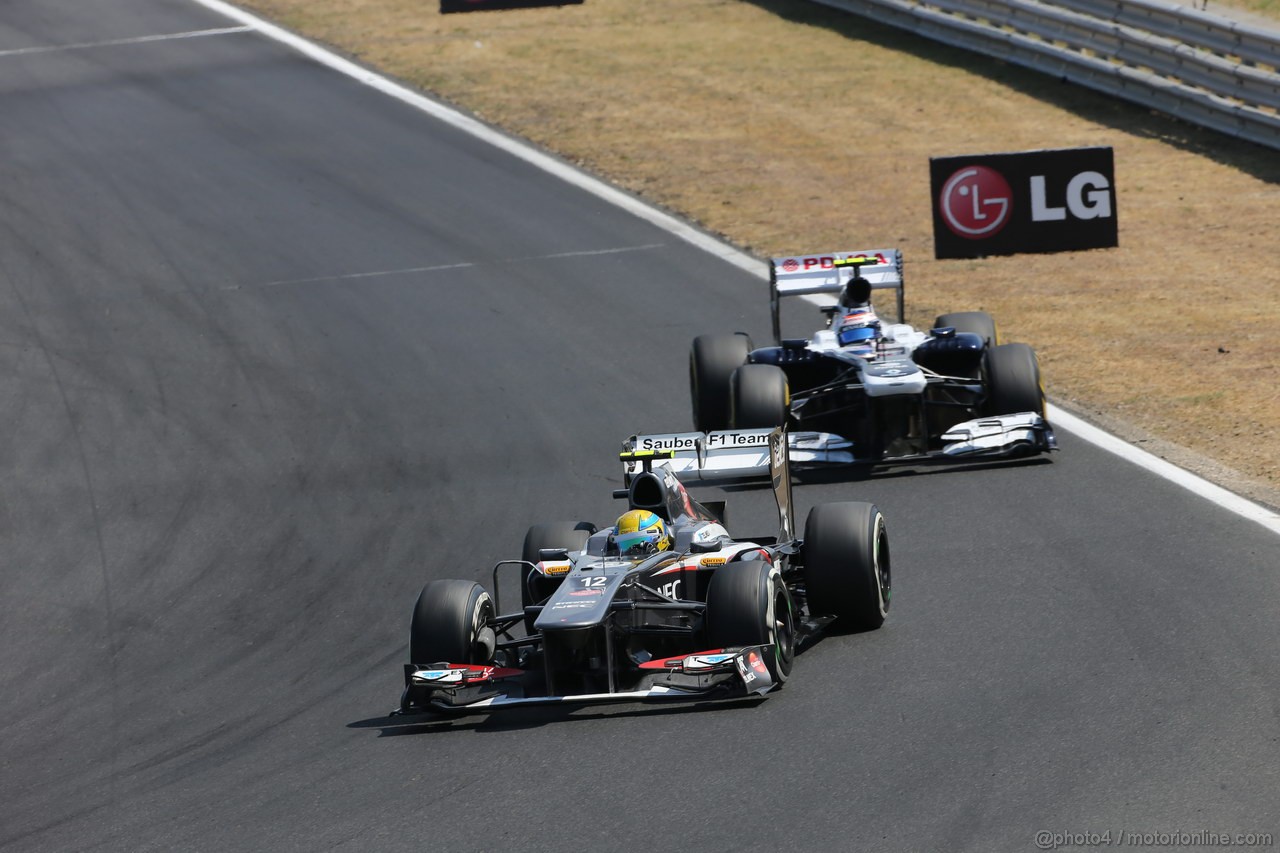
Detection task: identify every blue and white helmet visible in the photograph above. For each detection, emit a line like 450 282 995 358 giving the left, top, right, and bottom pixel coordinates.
837 306 880 356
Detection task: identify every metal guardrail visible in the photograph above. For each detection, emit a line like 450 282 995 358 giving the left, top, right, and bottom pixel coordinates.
809 0 1280 149
1056 0 1280 67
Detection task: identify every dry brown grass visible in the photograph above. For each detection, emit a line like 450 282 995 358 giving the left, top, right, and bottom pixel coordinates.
1208 0 1280 22
243 0 1280 505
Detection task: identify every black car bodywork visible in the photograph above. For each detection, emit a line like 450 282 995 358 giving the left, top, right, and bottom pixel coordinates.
395 428 890 715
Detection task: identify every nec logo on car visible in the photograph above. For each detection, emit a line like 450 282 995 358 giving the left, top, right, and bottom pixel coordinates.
930 147 1117 259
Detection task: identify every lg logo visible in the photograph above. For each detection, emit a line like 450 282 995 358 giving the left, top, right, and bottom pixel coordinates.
939 166 1113 240
1028 171 1112 222
939 166 1012 239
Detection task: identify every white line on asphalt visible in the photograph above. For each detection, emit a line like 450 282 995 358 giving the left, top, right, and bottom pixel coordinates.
190 0 1280 536
1047 406 1280 533
0 26 253 58
253 243 665 288
517 243 665 261
258 262 475 289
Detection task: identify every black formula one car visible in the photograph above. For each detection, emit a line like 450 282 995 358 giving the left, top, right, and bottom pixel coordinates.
689 248 1056 467
395 428 890 715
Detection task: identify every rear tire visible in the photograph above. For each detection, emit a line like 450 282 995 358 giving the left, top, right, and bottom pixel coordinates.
520 522 594 634
983 342 1045 417
409 579 495 666
934 311 998 347
803 502 890 632
730 364 789 429
690 333 753 432
706 561 795 684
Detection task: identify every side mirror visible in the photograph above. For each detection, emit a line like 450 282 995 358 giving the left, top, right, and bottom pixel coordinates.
538 547 570 561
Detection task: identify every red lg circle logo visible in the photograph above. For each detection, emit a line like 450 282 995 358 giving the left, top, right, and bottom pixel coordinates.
939 166 1012 239
781 258 800 272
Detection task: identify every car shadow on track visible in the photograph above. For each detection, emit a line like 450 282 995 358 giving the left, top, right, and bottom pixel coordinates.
348 695 770 736
709 453 1053 493
792 454 1053 486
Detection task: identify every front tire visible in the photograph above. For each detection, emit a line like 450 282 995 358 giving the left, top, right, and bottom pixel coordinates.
409 579 496 666
730 364 789 429
520 521 594 634
803 502 890 632
934 310 998 347
706 561 796 685
690 333 753 432
983 342 1045 418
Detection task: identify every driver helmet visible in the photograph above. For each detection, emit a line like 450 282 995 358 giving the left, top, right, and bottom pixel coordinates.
837 306 880 356
614 509 670 557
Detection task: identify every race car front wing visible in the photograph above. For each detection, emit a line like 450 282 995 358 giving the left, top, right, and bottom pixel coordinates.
939 412 1057 458
624 414 1055 476
396 646 776 715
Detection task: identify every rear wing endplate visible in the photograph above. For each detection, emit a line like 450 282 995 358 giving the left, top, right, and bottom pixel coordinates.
621 427 794 543
769 249 904 344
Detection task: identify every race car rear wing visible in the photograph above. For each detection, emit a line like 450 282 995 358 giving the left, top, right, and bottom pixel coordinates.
620 427 795 543
769 249 904 344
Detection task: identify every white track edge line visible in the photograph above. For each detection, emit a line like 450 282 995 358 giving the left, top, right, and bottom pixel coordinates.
1046 405 1280 532
0 26 252 58
189 0 1280 537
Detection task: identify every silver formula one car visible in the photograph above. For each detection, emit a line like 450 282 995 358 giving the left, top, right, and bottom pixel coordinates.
688 248 1056 467
396 428 890 715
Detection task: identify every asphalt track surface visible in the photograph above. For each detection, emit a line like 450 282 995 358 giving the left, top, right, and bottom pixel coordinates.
2 2 1278 851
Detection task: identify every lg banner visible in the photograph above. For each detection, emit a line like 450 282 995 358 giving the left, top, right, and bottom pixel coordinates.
929 147 1117 259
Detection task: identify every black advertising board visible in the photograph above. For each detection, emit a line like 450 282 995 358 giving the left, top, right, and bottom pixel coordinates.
441 0 583 12
929 147 1117 259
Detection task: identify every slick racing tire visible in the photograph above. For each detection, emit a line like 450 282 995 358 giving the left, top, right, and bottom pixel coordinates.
934 311 998 347
690 333 753 432
982 342 1046 418
409 579 496 667
730 364 789 430
706 561 796 685
520 521 595 634
803 502 890 632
